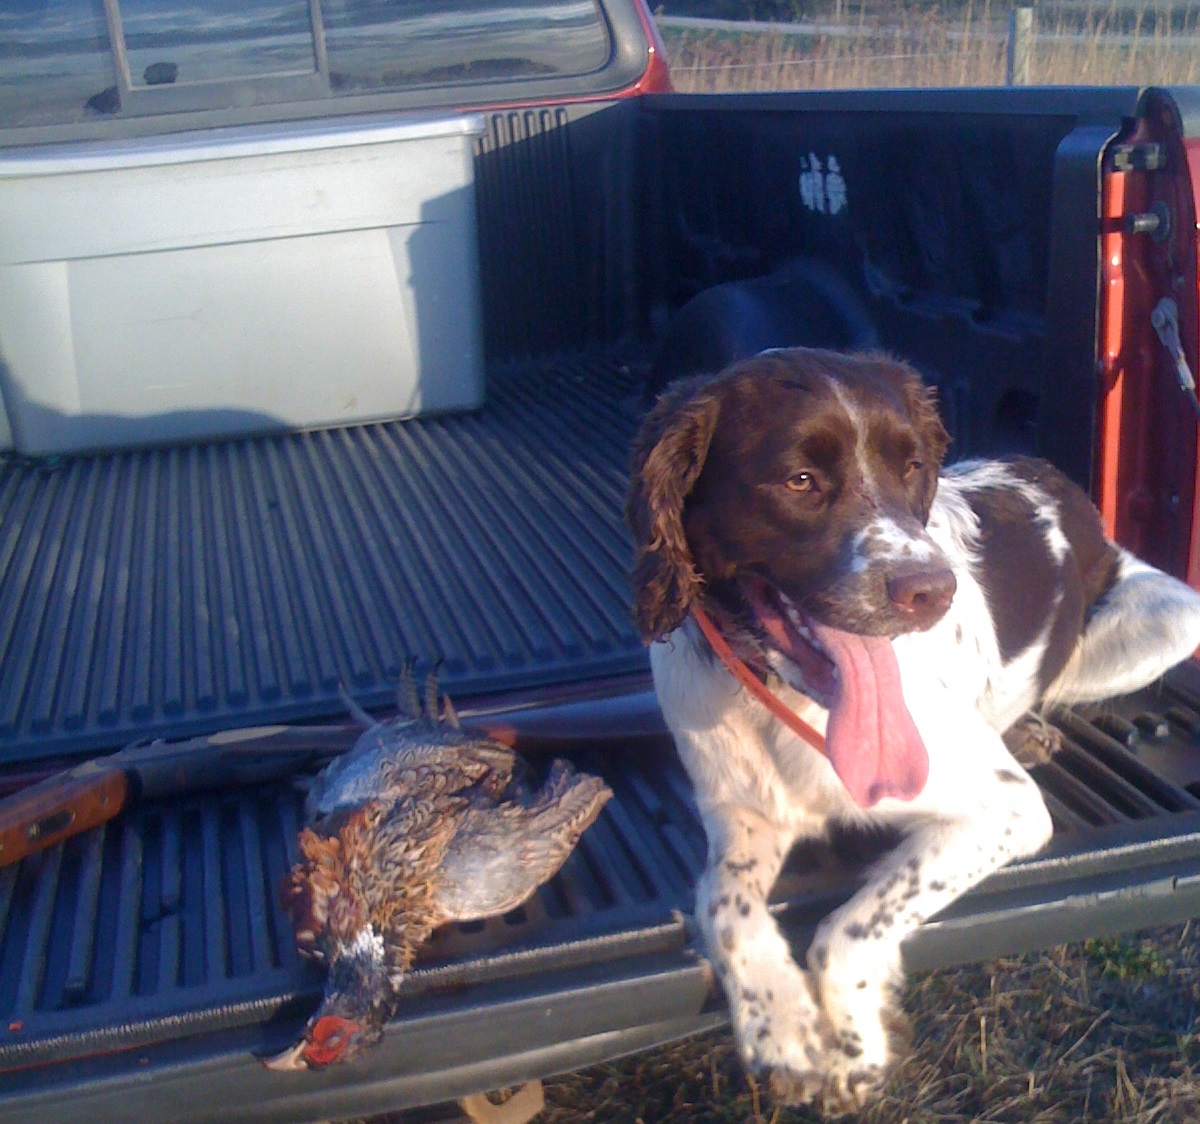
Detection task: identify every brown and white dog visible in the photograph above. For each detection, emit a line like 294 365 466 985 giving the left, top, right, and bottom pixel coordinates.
626 347 1200 1114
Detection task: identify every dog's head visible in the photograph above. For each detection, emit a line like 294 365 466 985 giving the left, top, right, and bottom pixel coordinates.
626 348 954 709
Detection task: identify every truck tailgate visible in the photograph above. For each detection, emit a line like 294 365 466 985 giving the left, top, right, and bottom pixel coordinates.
5 681 1200 1121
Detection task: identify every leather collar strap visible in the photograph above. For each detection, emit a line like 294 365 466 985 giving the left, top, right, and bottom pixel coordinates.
690 604 828 756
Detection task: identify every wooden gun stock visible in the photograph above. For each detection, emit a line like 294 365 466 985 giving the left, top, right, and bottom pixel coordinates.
0 764 130 866
0 685 668 868
0 726 358 869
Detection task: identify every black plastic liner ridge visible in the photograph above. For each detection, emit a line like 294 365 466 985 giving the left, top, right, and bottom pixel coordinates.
0 359 648 763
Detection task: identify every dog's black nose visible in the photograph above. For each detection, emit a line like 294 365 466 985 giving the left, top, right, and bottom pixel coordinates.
886 565 957 627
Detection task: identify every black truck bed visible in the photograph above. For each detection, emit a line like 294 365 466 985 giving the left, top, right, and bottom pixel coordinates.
0 358 647 763
7 357 1200 1121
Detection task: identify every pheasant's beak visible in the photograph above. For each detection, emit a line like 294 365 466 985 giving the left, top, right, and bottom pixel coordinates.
262 1041 309 1071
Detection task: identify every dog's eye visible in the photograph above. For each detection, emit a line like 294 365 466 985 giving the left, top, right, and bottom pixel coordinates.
786 471 818 493
903 459 924 480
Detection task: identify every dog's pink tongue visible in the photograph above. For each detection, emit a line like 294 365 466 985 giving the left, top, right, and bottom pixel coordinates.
813 624 928 807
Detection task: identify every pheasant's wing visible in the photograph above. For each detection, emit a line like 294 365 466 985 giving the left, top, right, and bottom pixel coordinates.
432 761 611 921
362 793 472 974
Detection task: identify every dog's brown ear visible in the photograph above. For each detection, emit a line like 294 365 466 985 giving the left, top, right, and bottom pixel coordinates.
626 379 721 642
899 367 950 522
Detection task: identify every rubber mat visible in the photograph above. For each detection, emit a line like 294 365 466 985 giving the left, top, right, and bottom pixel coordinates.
0 359 647 762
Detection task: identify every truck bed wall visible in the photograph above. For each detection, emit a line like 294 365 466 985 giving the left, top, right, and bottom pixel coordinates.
636 89 1152 472
474 88 1147 476
473 101 642 364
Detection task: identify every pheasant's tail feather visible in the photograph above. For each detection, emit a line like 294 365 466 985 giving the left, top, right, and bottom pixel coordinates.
397 658 421 720
423 662 442 724
415 659 459 727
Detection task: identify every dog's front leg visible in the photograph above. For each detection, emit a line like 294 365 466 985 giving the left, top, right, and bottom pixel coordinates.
696 805 841 1107
805 760 1053 1114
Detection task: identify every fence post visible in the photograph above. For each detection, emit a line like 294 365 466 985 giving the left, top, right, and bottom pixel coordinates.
1006 7 1034 85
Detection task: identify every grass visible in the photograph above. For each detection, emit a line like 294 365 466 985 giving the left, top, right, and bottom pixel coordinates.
384 922 1200 1122
530 922 1200 1122
659 2 1200 90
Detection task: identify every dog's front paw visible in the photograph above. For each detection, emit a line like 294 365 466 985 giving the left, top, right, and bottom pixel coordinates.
793 972 908 1114
731 970 891 1115
757 1021 890 1116
788 1007 905 1115
767 1058 886 1117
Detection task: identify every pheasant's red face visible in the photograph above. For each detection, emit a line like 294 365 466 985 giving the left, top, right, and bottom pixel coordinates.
301 1015 363 1066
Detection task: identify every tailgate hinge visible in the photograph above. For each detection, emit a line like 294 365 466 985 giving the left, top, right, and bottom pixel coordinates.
1151 298 1200 424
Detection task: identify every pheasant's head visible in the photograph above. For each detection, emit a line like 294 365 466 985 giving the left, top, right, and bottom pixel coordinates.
263 928 391 1070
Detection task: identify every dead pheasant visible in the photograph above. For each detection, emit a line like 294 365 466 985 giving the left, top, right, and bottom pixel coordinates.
265 670 611 1069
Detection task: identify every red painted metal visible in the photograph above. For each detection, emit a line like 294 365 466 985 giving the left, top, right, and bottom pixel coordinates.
1094 93 1200 582
1181 132 1200 588
629 0 675 95
451 0 672 115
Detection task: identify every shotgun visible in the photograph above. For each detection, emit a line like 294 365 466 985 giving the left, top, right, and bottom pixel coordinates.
0 685 667 867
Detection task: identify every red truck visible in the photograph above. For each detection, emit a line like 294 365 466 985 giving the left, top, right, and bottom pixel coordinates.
1 2 1199 1120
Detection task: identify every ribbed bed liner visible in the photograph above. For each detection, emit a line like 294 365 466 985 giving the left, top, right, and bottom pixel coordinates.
5 672 1200 1083
0 358 646 762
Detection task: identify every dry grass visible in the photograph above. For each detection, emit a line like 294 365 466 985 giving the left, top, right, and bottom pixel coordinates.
382 923 1200 1122
529 922 1200 1123
660 3 1200 91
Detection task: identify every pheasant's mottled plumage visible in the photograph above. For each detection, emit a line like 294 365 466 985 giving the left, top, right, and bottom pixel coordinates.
267 670 611 1069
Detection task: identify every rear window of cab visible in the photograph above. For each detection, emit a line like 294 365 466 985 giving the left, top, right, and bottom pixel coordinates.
1 0 618 136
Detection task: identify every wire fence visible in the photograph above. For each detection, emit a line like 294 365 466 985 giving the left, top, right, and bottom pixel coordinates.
655 7 1200 90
